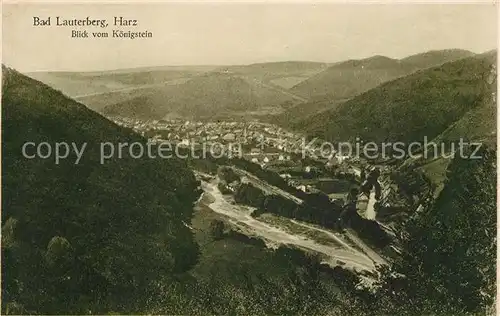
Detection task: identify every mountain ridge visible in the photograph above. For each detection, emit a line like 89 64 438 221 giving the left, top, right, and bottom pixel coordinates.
102 71 298 120
289 49 476 101
293 50 496 147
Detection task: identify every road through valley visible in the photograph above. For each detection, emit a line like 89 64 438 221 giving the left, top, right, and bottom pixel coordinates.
197 178 381 273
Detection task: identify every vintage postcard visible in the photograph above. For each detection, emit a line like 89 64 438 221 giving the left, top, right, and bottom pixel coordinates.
1 1 497 315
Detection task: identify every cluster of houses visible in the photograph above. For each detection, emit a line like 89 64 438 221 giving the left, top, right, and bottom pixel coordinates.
110 117 307 153
247 147 292 167
111 117 365 201
277 165 323 194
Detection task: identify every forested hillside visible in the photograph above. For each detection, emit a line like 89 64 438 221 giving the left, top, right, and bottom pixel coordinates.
295 51 496 146
290 49 473 100
103 71 297 120
1 66 200 313
369 146 497 315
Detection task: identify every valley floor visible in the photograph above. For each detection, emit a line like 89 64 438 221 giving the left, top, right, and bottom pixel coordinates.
196 176 386 273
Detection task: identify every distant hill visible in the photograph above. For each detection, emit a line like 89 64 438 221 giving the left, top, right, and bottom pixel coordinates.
222 61 328 74
289 49 475 101
26 66 216 99
103 71 299 120
26 51 481 123
289 55 413 100
294 51 496 146
26 62 321 117
401 49 475 69
220 61 328 87
2 66 200 313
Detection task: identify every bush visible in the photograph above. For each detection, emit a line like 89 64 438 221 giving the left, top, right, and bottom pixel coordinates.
45 236 72 267
210 220 226 240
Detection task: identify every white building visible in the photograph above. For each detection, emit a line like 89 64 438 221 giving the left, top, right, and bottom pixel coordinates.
222 133 236 141
250 148 261 156
298 184 306 192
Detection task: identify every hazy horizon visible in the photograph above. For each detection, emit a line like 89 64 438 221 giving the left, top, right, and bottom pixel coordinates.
3 3 497 72
15 49 494 74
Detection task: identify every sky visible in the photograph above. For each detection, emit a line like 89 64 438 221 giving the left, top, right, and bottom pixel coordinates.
2 2 497 72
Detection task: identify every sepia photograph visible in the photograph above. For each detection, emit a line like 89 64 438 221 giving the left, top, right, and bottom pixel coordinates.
1 1 498 315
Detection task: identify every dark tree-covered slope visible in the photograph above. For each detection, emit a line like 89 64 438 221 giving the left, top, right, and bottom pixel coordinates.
1 66 201 314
